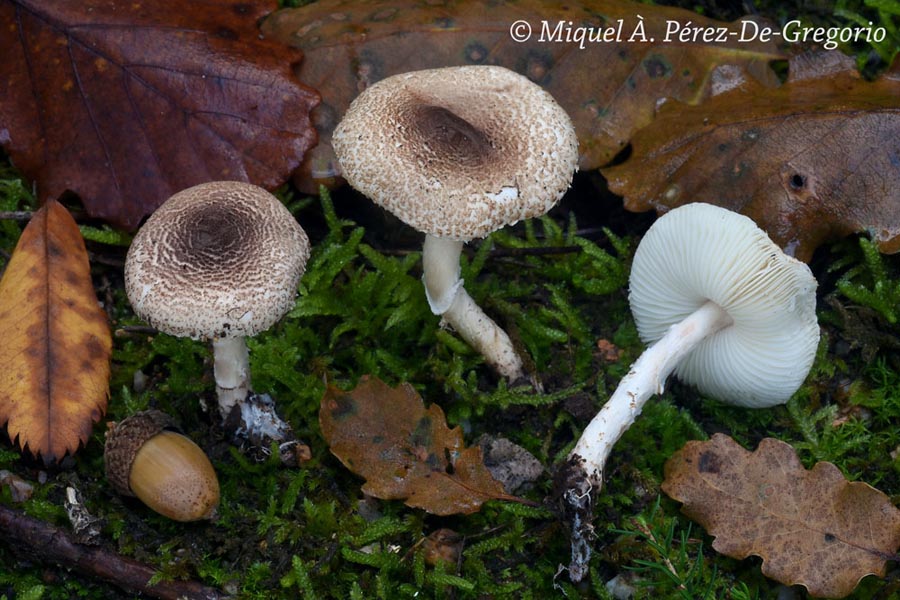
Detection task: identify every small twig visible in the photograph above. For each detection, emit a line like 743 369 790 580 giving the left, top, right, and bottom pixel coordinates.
115 324 159 337
377 244 582 258
87 251 126 268
377 248 417 256
0 210 33 221
489 245 580 258
0 504 228 600
572 227 609 238
312 541 341 574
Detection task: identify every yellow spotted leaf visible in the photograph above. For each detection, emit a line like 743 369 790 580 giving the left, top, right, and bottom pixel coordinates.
320 375 525 515
662 434 900 598
0 200 112 463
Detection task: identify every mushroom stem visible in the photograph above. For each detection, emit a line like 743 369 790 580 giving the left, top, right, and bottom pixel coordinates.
422 234 525 382
211 339 301 463
212 336 251 419
572 300 733 469
562 300 733 581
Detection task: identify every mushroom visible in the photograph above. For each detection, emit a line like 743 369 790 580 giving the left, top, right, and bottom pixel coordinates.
560 203 820 581
332 65 579 383
124 181 310 454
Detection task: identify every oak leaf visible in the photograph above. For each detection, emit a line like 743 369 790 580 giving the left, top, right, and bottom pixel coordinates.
260 0 782 191
0 200 112 464
0 0 319 230
662 433 900 598
319 376 525 515
604 51 900 262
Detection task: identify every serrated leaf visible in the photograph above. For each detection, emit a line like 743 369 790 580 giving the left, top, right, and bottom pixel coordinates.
0 200 112 463
662 434 900 598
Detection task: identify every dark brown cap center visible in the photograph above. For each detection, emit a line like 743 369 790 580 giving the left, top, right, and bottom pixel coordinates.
170 203 259 276
414 105 492 168
187 207 242 255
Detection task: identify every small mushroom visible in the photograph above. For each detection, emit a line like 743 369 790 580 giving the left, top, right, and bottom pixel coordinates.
124 181 310 450
104 410 219 522
560 203 820 581
332 65 579 383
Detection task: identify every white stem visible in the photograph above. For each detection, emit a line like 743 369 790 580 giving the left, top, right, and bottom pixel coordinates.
422 235 464 314
570 301 733 478
422 234 525 382
212 336 251 419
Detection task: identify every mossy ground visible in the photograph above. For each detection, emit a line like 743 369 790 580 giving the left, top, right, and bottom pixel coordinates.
2 2 900 599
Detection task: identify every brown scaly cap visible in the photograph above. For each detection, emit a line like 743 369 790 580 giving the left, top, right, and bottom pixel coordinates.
104 410 176 496
332 66 579 241
124 181 310 340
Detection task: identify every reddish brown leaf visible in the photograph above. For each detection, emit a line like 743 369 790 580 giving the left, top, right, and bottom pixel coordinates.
0 0 319 230
662 434 900 599
604 51 900 261
0 200 112 463
319 376 524 515
260 0 782 191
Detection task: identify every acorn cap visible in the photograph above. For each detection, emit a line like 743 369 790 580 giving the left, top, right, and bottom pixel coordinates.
332 66 579 241
124 181 310 340
104 410 176 496
628 203 820 408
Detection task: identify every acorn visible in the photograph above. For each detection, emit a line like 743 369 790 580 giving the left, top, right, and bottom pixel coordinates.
104 410 220 522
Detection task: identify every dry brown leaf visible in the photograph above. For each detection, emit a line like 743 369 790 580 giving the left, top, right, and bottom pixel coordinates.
662 433 900 598
420 528 463 567
604 51 900 262
319 375 525 515
0 0 319 230
0 200 112 463
260 0 782 191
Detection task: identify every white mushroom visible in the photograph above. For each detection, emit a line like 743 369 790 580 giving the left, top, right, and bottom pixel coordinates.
124 181 310 453
332 66 579 382
561 203 820 581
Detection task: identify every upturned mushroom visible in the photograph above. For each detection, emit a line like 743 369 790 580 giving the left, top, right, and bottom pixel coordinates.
125 181 310 455
332 65 579 383
560 203 820 581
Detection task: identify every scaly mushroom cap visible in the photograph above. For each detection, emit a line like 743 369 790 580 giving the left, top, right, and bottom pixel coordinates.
332 66 579 241
125 181 310 340
629 203 820 408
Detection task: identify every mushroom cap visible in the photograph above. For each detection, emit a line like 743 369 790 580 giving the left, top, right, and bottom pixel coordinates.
628 203 819 408
332 66 579 241
125 181 310 340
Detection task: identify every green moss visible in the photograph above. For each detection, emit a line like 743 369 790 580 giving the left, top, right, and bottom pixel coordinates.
0 172 34 257
833 0 900 68
78 224 133 247
0 179 891 600
3 60 900 600
835 237 900 324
